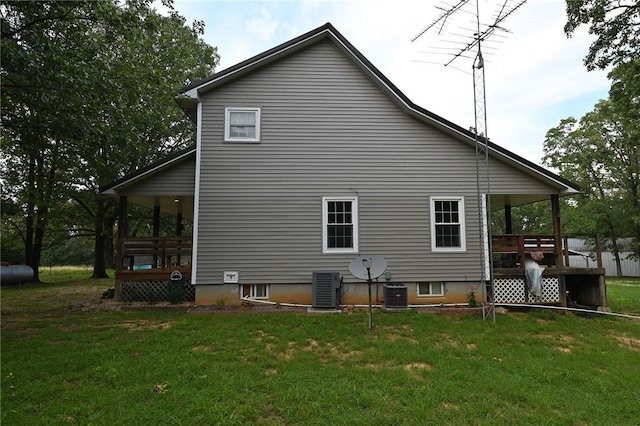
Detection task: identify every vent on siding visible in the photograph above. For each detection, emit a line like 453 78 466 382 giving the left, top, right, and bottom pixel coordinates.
383 284 408 309
312 271 341 308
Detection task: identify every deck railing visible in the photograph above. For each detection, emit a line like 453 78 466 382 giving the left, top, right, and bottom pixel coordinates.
119 237 192 271
492 234 558 268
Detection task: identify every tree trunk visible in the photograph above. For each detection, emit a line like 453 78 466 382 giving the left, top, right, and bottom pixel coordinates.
607 225 623 277
32 218 46 283
92 197 118 278
92 199 109 279
103 231 115 270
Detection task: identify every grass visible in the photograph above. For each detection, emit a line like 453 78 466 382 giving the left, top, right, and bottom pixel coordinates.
606 277 640 316
1 270 639 425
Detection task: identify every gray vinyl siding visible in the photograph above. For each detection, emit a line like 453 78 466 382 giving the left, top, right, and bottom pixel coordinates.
488 159 558 194
194 39 560 285
119 157 195 196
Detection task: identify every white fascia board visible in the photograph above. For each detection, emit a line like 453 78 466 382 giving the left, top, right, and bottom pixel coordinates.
191 100 203 285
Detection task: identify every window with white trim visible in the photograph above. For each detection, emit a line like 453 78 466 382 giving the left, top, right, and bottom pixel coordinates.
322 196 358 253
224 107 260 142
417 282 444 297
430 196 466 251
250 284 268 299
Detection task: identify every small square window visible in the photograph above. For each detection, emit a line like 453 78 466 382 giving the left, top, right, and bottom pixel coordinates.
225 107 260 142
417 282 444 297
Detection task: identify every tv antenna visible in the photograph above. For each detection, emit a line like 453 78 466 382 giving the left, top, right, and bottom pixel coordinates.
412 0 528 322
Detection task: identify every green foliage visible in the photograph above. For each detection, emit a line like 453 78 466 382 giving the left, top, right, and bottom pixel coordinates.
466 289 480 307
41 237 94 267
564 0 640 70
543 60 640 261
492 201 553 234
1 0 219 278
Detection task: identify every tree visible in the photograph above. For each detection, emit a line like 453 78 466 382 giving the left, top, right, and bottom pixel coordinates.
1 0 219 280
543 62 640 274
491 201 553 235
564 0 640 70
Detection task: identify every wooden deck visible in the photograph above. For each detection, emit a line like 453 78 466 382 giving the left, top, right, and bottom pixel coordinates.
492 267 608 311
492 234 559 268
118 237 192 272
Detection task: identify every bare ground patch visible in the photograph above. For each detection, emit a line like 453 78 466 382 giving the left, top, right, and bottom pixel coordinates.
615 335 640 351
119 319 174 331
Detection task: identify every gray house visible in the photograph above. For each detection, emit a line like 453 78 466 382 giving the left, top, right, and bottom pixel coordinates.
102 23 608 310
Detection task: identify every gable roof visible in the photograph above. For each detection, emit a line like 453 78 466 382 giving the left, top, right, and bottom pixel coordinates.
176 22 579 195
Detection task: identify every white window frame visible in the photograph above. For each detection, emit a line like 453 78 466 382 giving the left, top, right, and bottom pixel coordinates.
322 196 359 254
224 107 261 142
250 284 269 299
430 196 466 252
417 282 445 297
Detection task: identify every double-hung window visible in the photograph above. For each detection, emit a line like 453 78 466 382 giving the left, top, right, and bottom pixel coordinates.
322 196 358 253
225 107 260 142
430 196 466 252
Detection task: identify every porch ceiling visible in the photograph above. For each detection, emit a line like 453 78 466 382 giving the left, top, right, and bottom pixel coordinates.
126 195 194 221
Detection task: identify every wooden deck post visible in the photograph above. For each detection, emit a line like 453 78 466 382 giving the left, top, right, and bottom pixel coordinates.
116 196 128 300
153 206 160 267
505 204 513 235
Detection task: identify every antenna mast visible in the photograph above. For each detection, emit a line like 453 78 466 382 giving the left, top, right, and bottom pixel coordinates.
412 0 527 322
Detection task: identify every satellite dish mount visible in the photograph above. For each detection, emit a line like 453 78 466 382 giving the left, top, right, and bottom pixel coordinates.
349 256 388 330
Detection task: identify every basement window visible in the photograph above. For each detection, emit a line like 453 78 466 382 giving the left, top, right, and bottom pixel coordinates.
250 284 268 299
417 282 444 297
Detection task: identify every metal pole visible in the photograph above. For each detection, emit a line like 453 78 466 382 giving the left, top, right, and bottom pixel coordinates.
367 266 373 330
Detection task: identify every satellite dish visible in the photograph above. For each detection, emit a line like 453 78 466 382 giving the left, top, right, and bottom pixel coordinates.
349 256 387 280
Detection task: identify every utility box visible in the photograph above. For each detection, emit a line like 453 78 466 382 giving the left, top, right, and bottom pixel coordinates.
312 271 341 308
384 284 408 309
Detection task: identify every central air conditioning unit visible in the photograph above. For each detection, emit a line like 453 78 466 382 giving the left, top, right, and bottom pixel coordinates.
384 284 408 309
312 271 341 308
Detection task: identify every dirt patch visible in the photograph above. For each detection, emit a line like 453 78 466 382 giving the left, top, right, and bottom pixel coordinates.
404 362 433 380
536 333 574 343
615 336 640 351
188 304 306 314
119 319 173 331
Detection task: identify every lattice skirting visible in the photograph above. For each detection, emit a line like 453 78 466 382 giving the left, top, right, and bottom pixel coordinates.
494 277 560 304
121 279 195 303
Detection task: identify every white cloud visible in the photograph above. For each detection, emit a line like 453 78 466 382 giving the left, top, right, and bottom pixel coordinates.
245 7 279 41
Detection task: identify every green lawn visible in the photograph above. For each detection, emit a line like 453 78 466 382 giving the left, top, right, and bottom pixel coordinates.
1 270 639 425
606 276 640 316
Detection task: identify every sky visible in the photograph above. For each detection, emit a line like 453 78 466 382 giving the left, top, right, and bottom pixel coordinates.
160 0 611 166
